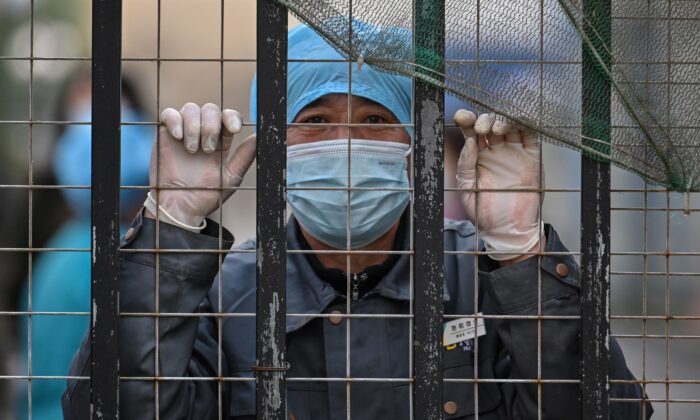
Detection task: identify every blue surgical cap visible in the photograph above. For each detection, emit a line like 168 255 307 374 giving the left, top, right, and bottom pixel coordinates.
249 24 412 132
53 105 153 218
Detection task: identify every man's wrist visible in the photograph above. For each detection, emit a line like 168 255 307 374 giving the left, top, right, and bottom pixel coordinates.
143 192 206 233
498 235 546 267
144 208 157 220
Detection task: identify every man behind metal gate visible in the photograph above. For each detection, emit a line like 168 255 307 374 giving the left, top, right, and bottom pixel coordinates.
62 24 651 420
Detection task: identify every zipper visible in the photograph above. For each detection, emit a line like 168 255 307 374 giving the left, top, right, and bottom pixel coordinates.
351 272 368 301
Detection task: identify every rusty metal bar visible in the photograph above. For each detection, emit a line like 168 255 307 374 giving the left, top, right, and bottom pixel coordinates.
90 0 123 418
580 0 611 418
412 0 445 418
255 0 288 419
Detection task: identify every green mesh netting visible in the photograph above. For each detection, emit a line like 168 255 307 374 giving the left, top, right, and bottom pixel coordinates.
277 0 700 192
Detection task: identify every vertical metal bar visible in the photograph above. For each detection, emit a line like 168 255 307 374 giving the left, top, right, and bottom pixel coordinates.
218 2 226 419
345 9 354 420
154 0 162 417
256 1 287 419
580 0 611 418
90 0 123 418
27 1 35 418
641 3 651 417
472 2 482 418
663 2 671 417
536 2 545 418
412 0 445 418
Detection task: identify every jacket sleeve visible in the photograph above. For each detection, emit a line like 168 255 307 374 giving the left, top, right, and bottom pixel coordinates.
62 210 235 420
479 224 652 420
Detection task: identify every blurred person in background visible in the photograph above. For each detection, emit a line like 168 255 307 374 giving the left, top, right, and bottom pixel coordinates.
0 3 89 417
15 69 153 420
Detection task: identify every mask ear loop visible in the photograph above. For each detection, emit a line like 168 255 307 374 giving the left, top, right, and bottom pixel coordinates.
404 145 413 190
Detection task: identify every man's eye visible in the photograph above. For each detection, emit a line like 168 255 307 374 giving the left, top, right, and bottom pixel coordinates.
365 115 388 124
304 116 327 124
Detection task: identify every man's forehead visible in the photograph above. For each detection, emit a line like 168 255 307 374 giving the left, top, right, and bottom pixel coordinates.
302 93 389 110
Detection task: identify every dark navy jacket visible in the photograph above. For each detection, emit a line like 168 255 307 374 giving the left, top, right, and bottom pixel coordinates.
63 211 652 419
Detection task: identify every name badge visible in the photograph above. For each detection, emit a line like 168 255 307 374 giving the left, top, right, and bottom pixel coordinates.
443 314 486 347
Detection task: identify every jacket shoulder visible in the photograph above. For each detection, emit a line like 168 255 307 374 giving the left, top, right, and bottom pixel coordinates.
444 218 476 239
216 239 258 310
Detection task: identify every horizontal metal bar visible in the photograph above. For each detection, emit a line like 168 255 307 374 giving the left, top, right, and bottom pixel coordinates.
0 248 585 257
287 122 413 128
30 312 700 325
112 312 583 321
0 311 590 321
0 184 584 193
611 251 700 256
611 207 700 212
619 80 700 86
611 398 700 404
610 15 700 21
611 334 700 339
0 311 90 316
443 250 580 255
3 118 696 131
610 315 700 320
0 183 696 199
4 376 699 386
0 56 92 61
123 249 580 256
0 182 693 198
612 271 700 276
610 379 700 385
116 312 407 319
13 247 671 258
106 376 583 384
0 54 695 65
0 375 89 380
0 185 257 191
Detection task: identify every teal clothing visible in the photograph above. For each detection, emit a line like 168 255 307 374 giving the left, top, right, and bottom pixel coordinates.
17 219 101 420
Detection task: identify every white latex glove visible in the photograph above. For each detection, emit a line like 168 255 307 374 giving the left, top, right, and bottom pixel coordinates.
149 102 256 228
454 110 544 261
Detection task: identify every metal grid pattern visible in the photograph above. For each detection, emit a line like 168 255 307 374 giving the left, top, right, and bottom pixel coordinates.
0 0 697 419
608 2 700 420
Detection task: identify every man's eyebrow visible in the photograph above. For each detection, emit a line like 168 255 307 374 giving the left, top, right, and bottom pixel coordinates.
355 98 395 114
302 96 333 110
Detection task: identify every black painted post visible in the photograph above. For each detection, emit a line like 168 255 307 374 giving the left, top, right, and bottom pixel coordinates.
580 0 611 418
413 0 445 418
91 0 122 418
255 1 288 419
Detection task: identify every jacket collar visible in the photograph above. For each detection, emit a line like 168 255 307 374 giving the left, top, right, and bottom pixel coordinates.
285 216 338 333
285 215 450 333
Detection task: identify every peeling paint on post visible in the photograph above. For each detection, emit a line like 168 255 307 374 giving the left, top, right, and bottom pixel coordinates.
256 1 287 419
90 0 122 418
580 0 611 418
413 0 445 418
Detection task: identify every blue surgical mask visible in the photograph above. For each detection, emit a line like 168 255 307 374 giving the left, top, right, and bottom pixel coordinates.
287 139 411 249
53 104 154 218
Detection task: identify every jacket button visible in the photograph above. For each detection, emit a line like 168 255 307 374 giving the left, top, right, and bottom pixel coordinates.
555 263 569 278
444 401 458 415
124 227 135 241
329 310 343 326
